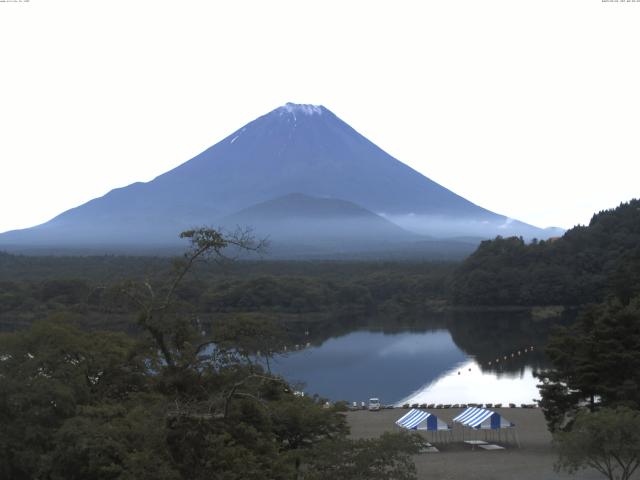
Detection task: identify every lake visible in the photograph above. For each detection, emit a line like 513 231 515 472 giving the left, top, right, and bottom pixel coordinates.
269 313 557 406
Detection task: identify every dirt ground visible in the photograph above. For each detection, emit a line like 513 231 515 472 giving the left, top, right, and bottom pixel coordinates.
345 408 613 480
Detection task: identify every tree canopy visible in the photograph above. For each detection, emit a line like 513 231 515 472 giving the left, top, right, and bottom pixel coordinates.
451 199 640 306
0 228 423 479
536 295 640 432
554 407 640 480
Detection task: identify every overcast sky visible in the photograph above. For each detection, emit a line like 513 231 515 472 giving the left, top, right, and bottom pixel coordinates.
1 0 639 234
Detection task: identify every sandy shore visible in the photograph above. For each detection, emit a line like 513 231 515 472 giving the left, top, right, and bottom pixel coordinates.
346 408 611 480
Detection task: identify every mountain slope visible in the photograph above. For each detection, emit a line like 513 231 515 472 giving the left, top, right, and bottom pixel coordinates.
0 102 557 251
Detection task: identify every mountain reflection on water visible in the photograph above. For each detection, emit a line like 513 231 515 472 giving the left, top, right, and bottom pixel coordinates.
397 360 540 406
269 310 565 405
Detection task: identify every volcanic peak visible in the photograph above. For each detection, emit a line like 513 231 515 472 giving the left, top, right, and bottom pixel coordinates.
277 102 324 117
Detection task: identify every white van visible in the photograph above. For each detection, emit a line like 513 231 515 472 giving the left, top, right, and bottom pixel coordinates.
368 398 381 411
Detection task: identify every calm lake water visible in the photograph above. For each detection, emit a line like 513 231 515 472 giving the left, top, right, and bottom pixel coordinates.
269 320 551 406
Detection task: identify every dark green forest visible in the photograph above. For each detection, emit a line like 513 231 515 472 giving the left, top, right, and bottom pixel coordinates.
451 199 640 306
0 252 454 335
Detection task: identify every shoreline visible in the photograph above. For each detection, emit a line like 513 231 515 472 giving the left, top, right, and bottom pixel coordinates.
345 408 605 480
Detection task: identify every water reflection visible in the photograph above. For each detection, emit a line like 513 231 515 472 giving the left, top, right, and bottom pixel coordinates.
446 310 550 375
269 310 568 404
271 330 466 404
397 360 541 406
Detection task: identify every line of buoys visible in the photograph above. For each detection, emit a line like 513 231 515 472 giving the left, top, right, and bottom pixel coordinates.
486 345 535 368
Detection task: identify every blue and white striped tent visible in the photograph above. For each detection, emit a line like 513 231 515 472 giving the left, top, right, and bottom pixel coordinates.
395 409 450 431
452 407 514 430
452 407 519 446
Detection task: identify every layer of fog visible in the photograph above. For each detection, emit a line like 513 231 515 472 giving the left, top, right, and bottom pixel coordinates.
379 213 563 240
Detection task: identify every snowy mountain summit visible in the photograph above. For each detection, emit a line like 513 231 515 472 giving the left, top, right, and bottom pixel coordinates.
278 102 324 116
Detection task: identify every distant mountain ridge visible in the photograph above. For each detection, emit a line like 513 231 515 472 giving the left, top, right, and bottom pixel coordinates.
0 102 561 255
222 193 419 248
227 193 390 221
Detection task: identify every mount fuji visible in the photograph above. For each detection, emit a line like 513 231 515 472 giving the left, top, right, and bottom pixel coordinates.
0 103 561 256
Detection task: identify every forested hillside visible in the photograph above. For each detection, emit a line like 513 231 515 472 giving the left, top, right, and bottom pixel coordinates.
451 199 640 306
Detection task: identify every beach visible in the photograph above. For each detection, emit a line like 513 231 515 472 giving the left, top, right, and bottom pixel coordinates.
346 408 608 480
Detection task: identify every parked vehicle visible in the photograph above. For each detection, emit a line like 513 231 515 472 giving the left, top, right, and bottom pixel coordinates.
368 397 381 411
